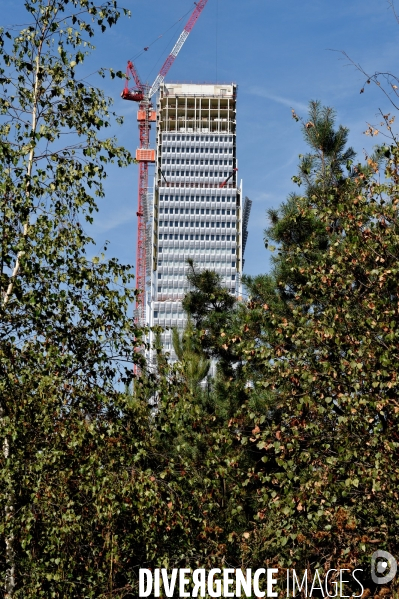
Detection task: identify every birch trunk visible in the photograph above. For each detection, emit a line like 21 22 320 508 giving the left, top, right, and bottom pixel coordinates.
2 46 41 598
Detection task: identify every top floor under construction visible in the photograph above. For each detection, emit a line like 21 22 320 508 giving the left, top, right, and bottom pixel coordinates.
157 83 236 135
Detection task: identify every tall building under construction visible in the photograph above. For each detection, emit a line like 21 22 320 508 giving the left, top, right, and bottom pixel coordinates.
147 82 251 353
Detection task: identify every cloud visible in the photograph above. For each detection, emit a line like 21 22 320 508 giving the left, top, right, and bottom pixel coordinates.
248 87 308 112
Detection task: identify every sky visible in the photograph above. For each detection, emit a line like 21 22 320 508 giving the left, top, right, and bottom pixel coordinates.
3 0 399 279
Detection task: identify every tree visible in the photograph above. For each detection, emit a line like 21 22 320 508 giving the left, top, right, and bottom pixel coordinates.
182 258 239 375
0 1 156 596
292 100 356 195
243 101 357 318
172 318 210 395
229 125 399 595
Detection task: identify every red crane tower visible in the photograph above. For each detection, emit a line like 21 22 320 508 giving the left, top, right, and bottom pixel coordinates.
122 0 209 325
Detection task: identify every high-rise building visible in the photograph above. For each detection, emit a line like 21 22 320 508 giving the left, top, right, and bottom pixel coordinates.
147 82 251 355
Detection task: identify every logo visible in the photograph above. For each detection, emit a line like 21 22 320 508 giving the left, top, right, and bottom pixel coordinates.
371 550 397 585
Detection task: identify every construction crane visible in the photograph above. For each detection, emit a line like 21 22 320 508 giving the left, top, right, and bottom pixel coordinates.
122 0 209 326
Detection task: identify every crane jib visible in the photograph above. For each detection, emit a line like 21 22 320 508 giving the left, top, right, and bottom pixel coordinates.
147 0 209 99
184 0 209 34
159 30 189 78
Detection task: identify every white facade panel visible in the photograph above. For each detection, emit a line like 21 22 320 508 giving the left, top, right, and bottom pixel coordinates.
147 83 247 357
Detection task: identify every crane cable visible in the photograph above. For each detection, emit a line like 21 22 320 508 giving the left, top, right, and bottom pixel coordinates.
129 3 197 70
145 22 182 82
216 0 219 83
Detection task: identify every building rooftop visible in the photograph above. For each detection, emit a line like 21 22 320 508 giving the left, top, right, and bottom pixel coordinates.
163 83 236 97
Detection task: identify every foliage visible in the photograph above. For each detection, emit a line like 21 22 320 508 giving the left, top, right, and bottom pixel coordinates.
229 135 399 593
291 100 356 194
0 1 153 596
2 7 399 591
242 102 358 322
182 258 242 376
172 318 210 395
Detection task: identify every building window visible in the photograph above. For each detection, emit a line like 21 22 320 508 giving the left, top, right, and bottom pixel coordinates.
158 274 162 279
154 311 158 318
232 275 236 280
232 261 236 267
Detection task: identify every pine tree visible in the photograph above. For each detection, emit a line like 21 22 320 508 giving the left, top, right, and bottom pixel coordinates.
182 258 238 374
172 319 210 395
245 101 357 313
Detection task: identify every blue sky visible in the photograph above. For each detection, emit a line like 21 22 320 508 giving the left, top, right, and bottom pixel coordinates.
4 0 399 278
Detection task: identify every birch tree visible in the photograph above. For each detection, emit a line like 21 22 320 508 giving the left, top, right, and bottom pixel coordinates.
0 1 142 595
